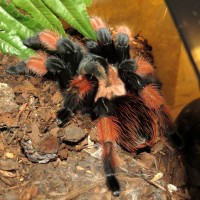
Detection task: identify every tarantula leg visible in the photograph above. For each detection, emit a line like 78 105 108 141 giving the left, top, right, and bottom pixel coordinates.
23 31 83 76
119 58 154 77
57 90 80 125
119 59 137 71
103 142 120 196
97 116 120 196
85 40 104 57
118 59 145 91
115 26 131 62
119 58 173 137
126 73 145 91
56 108 73 125
6 54 48 76
56 38 83 76
23 30 60 51
45 57 73 90
118 58 162 92
138 84 175 136
127 59 173 137
45 57 68 74
139 84 164 110
57 75 93 125
90 16 116 63
135 58 154 76
91 98 120 195
6 61 28 75
78 54 108 80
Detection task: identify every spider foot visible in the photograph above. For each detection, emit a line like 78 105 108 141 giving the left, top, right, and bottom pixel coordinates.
6 62 27 75
56 108 72 126
23 35 42 50
106 175 120 196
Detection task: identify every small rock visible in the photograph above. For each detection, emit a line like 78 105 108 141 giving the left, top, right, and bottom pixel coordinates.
0 83 18 113
51 91 63 104
63 124 86 143
49 127 60 136
0 158 18 171
57 129 65 138
17 131 25 139
27 122 59 154
167 184 178 193
38 135 59 154
5 152 14 159
58 148 68 160
21 138 57 164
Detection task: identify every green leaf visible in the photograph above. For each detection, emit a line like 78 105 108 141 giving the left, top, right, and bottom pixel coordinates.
83 0 92 7
12 0 65 36
0 32 34 59
0 0 96 59
42 0 96 39
0 0 43 40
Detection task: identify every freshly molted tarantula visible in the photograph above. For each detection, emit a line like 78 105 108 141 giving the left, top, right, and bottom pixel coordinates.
6 16 174 196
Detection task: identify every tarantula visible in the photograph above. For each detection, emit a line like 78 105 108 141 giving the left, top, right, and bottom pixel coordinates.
6 16 174 196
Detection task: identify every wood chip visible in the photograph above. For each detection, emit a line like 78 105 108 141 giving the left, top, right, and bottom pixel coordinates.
167 184 178 193
5 152 14 159
29 122 41 149
151 172 164 182
0 169 16 178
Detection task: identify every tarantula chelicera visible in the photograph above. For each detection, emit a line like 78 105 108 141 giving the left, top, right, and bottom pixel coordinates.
6 17 174 196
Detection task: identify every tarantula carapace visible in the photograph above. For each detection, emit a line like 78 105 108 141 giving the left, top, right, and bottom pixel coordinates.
6 16 174 196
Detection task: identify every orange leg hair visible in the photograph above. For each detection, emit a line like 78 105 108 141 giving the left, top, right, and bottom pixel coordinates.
97 116 120 196
70 75 93 97
26 54 48 76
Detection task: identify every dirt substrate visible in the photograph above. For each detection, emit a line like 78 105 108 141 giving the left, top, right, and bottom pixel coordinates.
0 53 189 200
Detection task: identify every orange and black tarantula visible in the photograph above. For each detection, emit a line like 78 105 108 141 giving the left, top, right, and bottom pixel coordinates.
6 17 174 196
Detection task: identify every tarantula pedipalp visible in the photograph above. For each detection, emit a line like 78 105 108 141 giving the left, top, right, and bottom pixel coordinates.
6 16 174 196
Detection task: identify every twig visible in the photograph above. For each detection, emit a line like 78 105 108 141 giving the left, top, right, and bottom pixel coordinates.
7 130 18 144
16 103 28 121
119 175 167 192
0 175 14 186
0 181 29 191
63 180 103 200
143 178 167 192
